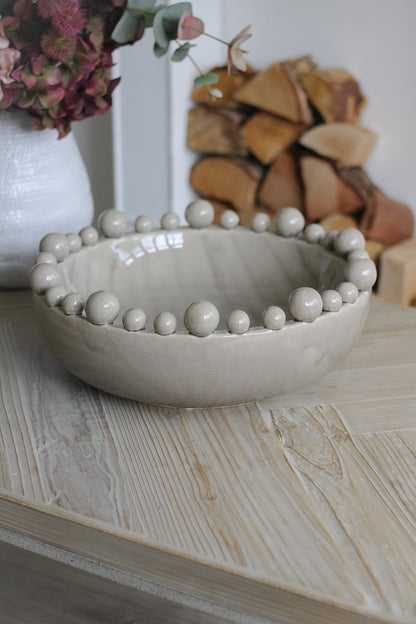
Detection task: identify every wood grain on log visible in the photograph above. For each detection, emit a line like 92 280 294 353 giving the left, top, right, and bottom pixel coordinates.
299 68 366 123
300 123 378 166
300 155 363 220
258 151 304 214
241 112 306 164
186 106 248 157
337 166 374 206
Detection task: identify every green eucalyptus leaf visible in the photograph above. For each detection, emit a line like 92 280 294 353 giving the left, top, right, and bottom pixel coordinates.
163 2 192 21
144 4 164 27
128 0 155 9
162 2 192 37
171 43 191 62
153 41 170 57
153 6 169 47
112 10 144 44
193 73 219 89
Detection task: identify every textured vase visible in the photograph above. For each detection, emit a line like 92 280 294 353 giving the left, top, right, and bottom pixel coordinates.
0 111 94 288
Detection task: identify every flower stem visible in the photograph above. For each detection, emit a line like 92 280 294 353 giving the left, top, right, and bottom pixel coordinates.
175 40 203 75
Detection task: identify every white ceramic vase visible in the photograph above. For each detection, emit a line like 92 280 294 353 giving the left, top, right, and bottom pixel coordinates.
0 111 94 288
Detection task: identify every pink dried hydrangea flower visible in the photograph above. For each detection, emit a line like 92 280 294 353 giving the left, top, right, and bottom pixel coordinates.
0 16 20 101
0 1 251 137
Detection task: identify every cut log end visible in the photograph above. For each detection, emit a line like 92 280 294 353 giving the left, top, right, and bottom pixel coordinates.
190 157 263 212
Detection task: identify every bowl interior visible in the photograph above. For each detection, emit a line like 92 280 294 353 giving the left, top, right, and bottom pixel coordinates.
60 228 345 330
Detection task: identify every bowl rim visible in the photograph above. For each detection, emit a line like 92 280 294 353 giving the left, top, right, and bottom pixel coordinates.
30 207 376 339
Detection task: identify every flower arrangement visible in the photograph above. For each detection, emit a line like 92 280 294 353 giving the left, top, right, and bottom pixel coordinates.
0 0 250 138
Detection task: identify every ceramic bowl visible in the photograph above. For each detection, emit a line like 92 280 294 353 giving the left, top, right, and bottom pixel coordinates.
30 204 376 407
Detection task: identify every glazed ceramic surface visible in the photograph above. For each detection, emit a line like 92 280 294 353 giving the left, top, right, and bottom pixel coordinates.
0 111 93 289
31 207 375 407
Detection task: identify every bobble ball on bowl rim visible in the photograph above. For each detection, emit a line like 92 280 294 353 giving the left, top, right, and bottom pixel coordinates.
322 289 343 313
184 301 220 337
337 282 358 303
85 291 120 325
62 292 84 316
45 286 67 307
304 223 325 244
154 311 177 335
66 233 82 253
334 228 366 255
123 307 146 331
251 212 270 233
100 209 128 239
34 252 57 265
219 210 239 230
275 207 305 238
262 306 286 330
344 258 377 291
39 233 70 262
134 216 154 234
79 226 99 246
227 310 250 334
30 263 62 294
288 287 323 322
161 212 180 231
185 200 214 229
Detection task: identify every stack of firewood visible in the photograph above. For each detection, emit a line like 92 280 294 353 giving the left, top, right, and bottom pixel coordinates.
186 57 415 300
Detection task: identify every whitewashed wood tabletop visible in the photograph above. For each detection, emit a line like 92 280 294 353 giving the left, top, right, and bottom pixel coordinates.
0 290 415 624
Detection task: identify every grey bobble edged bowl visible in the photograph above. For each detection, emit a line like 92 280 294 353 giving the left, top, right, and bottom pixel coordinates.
30 204 375 408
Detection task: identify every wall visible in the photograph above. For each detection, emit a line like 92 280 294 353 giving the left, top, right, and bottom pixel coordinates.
73 113 114 220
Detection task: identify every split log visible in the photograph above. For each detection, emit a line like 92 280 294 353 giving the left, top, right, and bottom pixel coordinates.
336 166 374 206
299 123 378 166
360 189 414 245
300 155 363 220
241 112 306 164
319 212 358 232
191 66 252 109
299 68 366 123
377 238 416 305
258 151 304 214
186 106 248 157
233 59 313 124
190 157 263 212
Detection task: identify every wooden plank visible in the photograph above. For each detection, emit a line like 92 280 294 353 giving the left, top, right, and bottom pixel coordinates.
0 304 140 530
0 496 403 624
359 429 416 520
262 404 416 618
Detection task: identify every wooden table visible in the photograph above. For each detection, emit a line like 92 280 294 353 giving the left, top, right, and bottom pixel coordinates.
1 291 416 624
